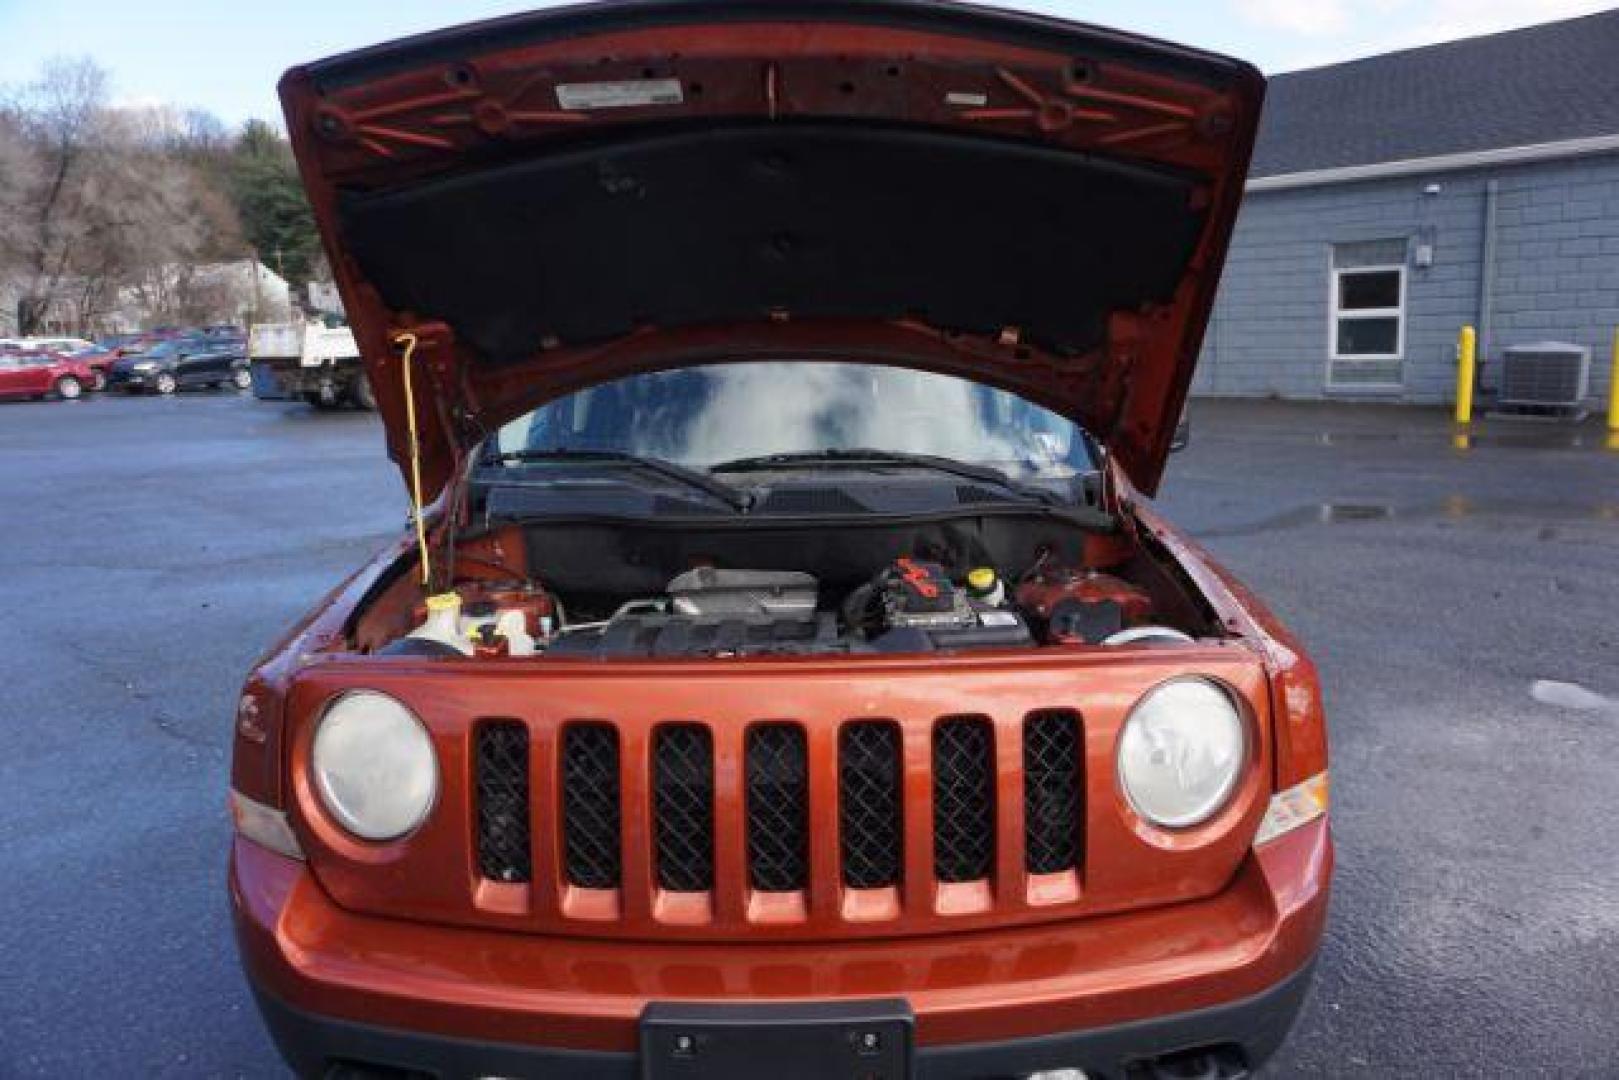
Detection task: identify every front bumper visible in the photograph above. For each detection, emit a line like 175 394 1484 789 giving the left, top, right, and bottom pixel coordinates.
106 368 158 390
232 817 1330 1079
252 961 1313 1079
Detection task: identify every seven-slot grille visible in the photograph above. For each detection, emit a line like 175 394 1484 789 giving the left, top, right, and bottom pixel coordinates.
470 712 1085 911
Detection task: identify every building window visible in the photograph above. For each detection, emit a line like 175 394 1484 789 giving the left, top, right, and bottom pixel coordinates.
1329 239 1407 389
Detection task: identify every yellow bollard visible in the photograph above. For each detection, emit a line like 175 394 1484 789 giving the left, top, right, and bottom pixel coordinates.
1454 325 1477 425
1608 328 1619 433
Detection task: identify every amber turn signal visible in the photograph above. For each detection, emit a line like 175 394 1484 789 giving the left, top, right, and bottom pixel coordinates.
1254 772 1329 847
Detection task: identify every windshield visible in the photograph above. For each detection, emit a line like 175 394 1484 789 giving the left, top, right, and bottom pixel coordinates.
494 363 1096 477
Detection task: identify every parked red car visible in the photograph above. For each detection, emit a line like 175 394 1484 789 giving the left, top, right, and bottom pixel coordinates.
231 3 1331 1078
0 351 100 400
63 345 121 384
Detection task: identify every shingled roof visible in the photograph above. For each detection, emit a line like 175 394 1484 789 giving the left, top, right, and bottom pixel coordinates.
1252 10 1619 178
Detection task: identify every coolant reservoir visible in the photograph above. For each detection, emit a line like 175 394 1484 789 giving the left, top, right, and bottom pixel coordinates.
408 592 472 655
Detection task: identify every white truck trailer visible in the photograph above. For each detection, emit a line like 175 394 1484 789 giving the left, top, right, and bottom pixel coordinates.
247 323 374 410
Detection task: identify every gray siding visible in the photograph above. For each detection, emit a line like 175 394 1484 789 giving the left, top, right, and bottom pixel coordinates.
1196 152 1619 404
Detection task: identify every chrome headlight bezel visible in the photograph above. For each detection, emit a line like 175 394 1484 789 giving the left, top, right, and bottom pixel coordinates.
310 690 439 842
1116 676 1249 830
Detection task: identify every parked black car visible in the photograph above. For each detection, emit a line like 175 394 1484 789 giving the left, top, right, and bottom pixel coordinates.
106 337 251 395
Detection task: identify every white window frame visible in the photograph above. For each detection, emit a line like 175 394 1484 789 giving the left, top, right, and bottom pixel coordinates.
1328 262 1406 389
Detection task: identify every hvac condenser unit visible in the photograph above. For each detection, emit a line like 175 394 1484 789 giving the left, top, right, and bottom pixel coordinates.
1497 342 1591 412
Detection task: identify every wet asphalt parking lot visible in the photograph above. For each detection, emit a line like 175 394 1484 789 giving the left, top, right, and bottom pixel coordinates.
0 390 1615 1078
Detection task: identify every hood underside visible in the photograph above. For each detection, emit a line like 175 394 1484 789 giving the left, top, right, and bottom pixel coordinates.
280 0 1263 500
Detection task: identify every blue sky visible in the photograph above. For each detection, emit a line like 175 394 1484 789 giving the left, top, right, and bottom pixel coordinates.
0 0 1608 124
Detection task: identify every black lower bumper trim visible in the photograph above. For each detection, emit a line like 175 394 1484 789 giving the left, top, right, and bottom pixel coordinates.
252 961 1315 1080
252 986 628 1079
916 961 1315 1078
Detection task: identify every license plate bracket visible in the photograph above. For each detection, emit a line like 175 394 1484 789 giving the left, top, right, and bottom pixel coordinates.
641 998 913 1079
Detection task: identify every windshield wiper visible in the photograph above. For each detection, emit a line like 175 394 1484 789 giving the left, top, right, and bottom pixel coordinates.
490 449 753 511
709 448 1066 506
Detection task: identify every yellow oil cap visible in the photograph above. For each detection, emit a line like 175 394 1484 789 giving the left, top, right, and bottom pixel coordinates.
425 592 461 613
966 567 998 592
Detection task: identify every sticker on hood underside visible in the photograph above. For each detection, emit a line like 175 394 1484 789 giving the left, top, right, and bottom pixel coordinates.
556 78 684 110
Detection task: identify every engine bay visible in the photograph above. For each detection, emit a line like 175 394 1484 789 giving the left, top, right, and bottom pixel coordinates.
544 560 1047 659
354 516 1212 661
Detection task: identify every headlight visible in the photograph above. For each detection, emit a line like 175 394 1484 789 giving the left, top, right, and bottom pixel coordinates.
311 690 438 840
1117 678 1246 828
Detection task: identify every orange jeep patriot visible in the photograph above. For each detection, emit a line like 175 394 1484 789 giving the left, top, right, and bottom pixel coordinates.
228 2 1332 1077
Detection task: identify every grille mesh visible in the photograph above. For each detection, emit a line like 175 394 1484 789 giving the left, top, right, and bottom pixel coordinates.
1023 711 1083 874
561 724 621 888
745 725 809 891
839 721 903 888
475 722 531 883
654 725 714 891
932 717 995 882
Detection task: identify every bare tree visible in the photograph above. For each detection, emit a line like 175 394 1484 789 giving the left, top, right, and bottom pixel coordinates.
0 114 41 331
0 55 331 335
6 56 109 334
2 58 249 335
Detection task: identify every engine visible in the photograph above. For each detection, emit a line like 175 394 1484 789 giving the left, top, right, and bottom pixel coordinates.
839 557 1032 653
544 564 1030 657
385 555 1183 660
537 558 1173 658
548 567 837 658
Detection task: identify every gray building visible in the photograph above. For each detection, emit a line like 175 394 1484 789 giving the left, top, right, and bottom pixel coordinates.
1196 12 1619 406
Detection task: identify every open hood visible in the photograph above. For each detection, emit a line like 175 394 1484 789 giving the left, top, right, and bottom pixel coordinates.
280 0 1263 500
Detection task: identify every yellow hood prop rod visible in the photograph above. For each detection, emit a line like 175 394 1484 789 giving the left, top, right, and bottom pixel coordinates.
393 331 444 595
